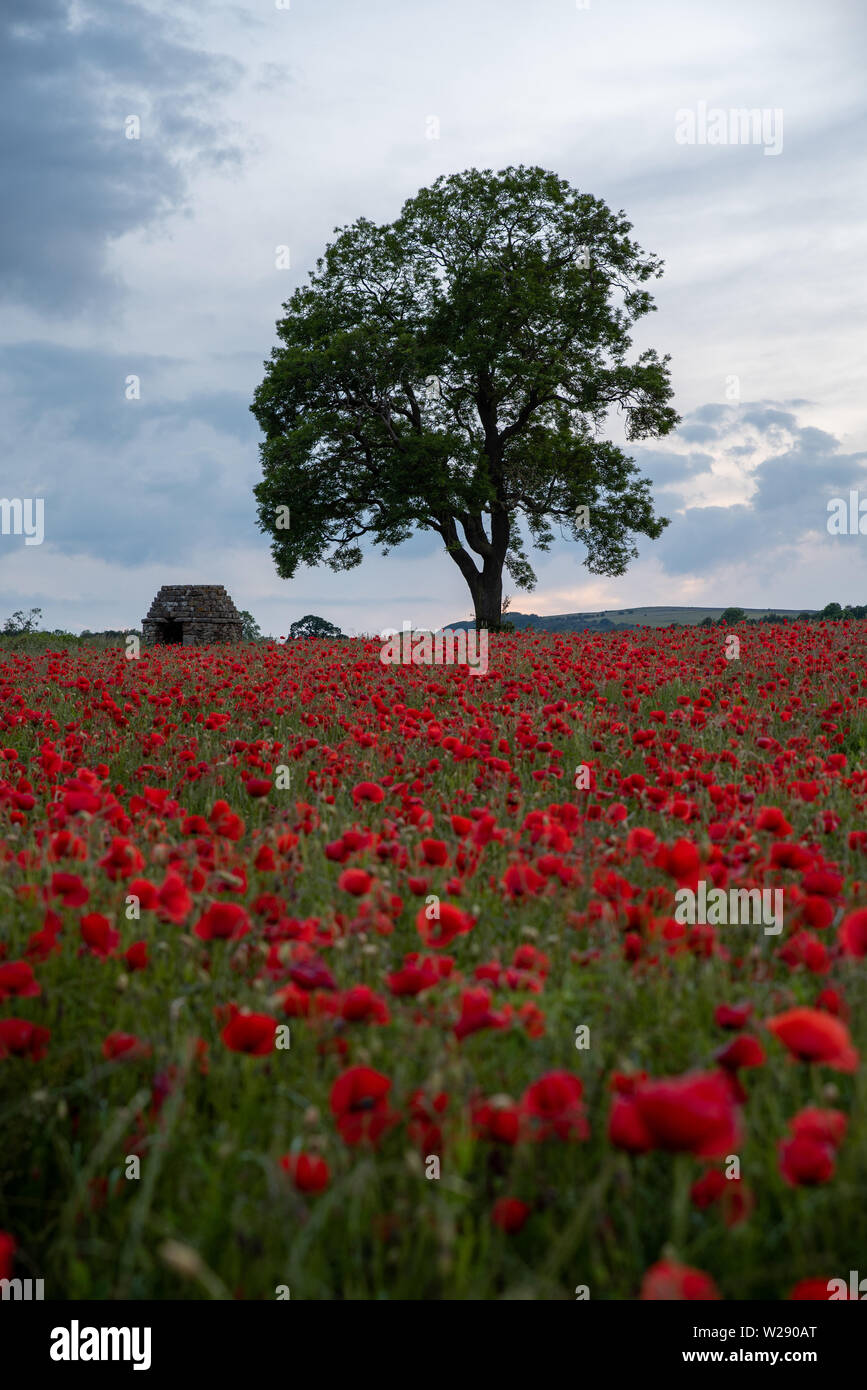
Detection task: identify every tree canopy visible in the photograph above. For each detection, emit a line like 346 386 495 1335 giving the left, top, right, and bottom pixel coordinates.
289 614 344 640
252 165 679 628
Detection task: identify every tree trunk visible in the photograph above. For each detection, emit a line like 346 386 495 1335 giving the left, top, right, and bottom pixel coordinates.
474 562 503 630
437 512 506 631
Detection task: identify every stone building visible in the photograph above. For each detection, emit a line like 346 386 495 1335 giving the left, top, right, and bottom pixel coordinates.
141 585 243 646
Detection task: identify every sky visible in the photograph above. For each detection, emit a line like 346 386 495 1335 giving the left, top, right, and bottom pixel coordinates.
1 0 866 637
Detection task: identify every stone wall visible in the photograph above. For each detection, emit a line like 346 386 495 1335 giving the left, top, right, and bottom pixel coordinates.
142 585 243 646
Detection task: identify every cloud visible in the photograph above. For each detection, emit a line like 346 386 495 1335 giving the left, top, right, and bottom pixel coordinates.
0 0 243 315
2 0 866 633
636 447 713 487
637 402 867 576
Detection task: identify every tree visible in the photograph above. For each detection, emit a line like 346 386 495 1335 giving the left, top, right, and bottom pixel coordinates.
2 607 42 634
719 607 746 625
238 609 263 642
289 614 344 640
252 166 679 629
820 602 843 621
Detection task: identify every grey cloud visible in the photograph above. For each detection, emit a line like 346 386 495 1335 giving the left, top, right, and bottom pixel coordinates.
651 405 867 576
0 0 243 314
632 446 713 486
0 344 259 565
750 444 867 514
654 504 765 575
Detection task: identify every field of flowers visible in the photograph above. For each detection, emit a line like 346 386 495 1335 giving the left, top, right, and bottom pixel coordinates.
1 621 866 1301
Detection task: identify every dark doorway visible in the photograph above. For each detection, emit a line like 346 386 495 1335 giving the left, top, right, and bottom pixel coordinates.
157 619 184 645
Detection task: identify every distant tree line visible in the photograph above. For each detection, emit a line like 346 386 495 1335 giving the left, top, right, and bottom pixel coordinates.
702 603 867 627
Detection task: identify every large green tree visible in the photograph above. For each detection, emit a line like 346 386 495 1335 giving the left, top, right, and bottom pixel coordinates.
252 166 679 629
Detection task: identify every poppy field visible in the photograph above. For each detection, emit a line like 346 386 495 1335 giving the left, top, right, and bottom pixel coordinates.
1 621 866 1302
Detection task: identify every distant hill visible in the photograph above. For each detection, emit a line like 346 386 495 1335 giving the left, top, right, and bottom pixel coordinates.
446 606 815 633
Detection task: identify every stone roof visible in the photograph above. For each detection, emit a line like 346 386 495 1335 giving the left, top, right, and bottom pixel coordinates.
143 585 241 624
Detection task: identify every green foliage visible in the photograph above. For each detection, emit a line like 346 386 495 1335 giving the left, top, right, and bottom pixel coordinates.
2 606 42 634
252 165 679 626
289 614 344 640
719 607 746 625
238 609 264 642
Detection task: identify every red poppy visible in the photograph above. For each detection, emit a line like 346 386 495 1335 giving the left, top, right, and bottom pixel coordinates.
329 1066 395 1147
815 987 847 1018
715 1034 765 1071
770 843 813 870
766 1007 859 1072
220 1008 277 1055
521 1072 589 1141
839 907 867 957
98 838 145 881
608 1094 654 1153
491 1198 530 1233
209 800 245 839
194 902 251 941
0 1018 50 1061
157 873 193 924
453 988 510 1041
714 1002 752 1030
660 838 701 883
690 1170 753 1226
407 1089 448 1151
49 872 90 908
124 941 149 971
275 982 311 1016
279 1152 330 1193
756 806 792 835
289 958 336 991
127 877 160 910
789 1278 841 1301
25 911 63 963
420 838 449 867
779 1135 835 1186
472 1099 522 1145
0 961 41 1000
801 868 843 897
629 1070 741 1157
79 913 120 958
102 1032 151 1061
0 1231 14 1279
339 985 390 1025
415 901 473 949
502 863 546 897
640 1260 720 1300
337 868 373 896
387 953 445 996
788 1106 847 1148
352 781 385 804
